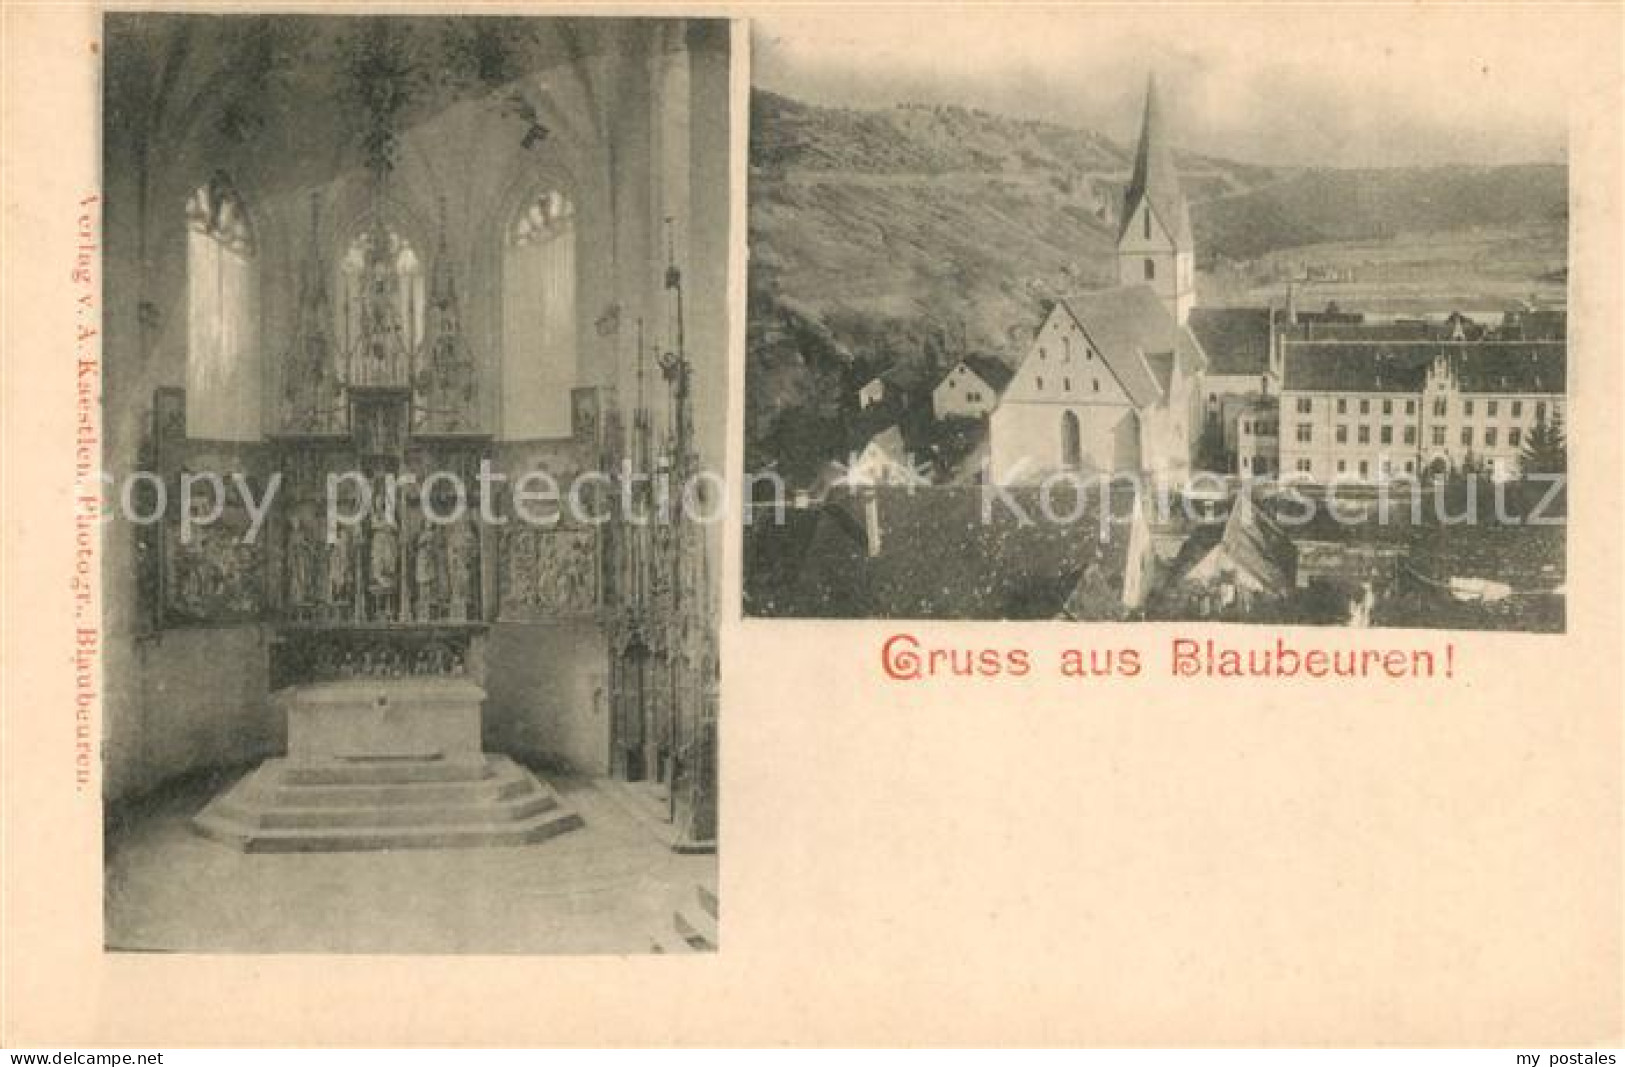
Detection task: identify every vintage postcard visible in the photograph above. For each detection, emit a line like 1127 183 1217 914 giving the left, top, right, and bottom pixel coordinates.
90 10 729 955
744 13 1571 633
2 0 1621 1050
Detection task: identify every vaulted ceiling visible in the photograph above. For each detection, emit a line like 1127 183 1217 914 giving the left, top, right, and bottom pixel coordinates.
102 14 697 204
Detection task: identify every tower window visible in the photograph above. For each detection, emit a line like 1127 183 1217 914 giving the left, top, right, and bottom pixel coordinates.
1143 259 1156 282
1143 207 1152 240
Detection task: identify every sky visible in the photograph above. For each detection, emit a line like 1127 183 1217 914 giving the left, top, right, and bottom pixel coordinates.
752 6 1599 167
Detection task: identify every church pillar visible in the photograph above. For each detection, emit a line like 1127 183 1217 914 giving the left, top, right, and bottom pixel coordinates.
686 18 730 479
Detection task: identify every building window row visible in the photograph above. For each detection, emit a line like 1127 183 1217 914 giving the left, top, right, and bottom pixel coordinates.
1320 397 1419 416
1033 375 1102 394
1296 394 1557 426
1330 424 1418 446
1445 398 1545 421
1331 458 1417 477
1455 426 1525 450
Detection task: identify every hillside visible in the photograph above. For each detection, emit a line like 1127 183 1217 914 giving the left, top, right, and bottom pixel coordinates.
749 91 1276 351
1196 164 1568 263
745 90 1568 479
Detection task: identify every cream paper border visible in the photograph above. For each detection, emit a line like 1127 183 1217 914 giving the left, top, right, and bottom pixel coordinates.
2 1 1621 1047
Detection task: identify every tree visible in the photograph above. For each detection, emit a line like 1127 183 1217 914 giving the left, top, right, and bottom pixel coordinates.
1521 406 1567 476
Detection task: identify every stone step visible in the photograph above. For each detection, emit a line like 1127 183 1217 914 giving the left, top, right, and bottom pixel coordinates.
649 932 692 954
191 755 585 853
653 883 719 952
695 885 719 921
208 790 560 831
278 756 498 786
194 805 584 854
672 908 715 952
239 762 536 808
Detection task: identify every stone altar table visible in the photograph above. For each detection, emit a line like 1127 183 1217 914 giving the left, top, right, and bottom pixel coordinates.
193 678 582 853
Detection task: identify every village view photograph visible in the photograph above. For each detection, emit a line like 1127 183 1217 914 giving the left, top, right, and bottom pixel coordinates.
741 10 1571 631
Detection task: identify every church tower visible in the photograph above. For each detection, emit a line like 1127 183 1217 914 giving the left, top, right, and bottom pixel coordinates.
1117 74 1194 325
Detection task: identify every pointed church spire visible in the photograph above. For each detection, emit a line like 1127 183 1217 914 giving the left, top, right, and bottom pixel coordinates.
1120 73 1191 250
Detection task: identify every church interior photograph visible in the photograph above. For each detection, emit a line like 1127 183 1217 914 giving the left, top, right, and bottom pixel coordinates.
99 12 727 954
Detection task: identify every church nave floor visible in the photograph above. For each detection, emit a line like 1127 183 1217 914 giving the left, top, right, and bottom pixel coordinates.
105 768 717 955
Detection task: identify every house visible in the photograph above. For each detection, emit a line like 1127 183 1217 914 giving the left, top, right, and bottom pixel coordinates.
856 358 933 413
1277 341 1566 481
1292 300 1364 327
1189 306 1279 403
1233 395 1279 477
986 286 1206 483
931 354 1014 420
842 424 922 487
1500 304 1566 342
1418 342 1566 480
1153 492 1298 618
1188 305 1281 470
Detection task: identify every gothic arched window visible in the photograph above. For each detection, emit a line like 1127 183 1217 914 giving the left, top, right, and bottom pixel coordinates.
502 189 577 439
185 174 259 439
1061 409 1083 469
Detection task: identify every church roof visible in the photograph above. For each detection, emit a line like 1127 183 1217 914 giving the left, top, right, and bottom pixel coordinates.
1281 343 1438 394
1119 74 1193 249
1283 320 1486 344
1283 341 1565 395
1055 285 1204 407
1441 343 1566 394
1189 306 1275 377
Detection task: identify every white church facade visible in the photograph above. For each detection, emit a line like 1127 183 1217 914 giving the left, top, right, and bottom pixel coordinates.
987 77 1207 484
